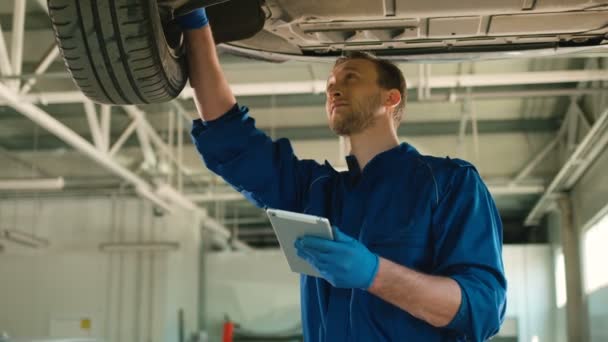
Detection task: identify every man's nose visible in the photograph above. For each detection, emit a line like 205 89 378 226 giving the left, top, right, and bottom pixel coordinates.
330 89 343 99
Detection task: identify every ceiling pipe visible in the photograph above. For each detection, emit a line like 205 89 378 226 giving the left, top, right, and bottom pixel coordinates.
0 177 65 191
4 70 608 105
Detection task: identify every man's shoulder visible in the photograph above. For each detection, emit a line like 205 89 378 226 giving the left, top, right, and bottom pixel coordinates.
411 153 480 191
415 153 477 174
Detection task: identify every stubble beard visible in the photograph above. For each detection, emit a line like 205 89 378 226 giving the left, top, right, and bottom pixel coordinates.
329 92 382 136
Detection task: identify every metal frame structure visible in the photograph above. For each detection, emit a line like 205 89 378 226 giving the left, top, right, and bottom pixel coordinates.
524 105 608 226
0 2 606 248
0 0 251 250
521 58 608 226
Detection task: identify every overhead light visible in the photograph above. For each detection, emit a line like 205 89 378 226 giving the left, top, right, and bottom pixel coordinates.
99 242 180 253
0 177 64 191
1 229 50 248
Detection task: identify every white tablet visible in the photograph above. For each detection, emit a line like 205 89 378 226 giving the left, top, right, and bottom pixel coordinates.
266 208 334 277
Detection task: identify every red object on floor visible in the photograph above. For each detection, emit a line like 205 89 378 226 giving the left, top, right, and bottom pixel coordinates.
222 321 234 342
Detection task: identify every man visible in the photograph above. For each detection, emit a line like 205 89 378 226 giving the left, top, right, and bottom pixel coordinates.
178 7 506 342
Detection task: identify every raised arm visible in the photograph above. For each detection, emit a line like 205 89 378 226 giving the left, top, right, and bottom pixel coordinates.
178 8 331 212
177 8 236 120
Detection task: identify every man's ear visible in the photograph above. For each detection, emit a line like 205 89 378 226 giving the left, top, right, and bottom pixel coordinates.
385 89 401 109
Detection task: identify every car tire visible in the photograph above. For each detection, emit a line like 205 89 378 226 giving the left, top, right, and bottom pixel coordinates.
48 0 186 104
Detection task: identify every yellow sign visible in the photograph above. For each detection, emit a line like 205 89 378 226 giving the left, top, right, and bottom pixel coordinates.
80 318 91 330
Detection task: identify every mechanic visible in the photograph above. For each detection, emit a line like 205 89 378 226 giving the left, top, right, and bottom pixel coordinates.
177 7 507 342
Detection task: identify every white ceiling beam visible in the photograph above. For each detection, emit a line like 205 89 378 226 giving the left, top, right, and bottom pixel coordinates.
36 0 49 13
10 0 26 89
0 23 13 77
123 105 193 176
100 105 112 152
510 134 562 186
122 106 158 169
525 106 608 226
83 100 105 151
4 86 605 108
0 82 164 205
0 177 64 191
177 109 185 192
488 184 545 196
563 121 608 189
20 44 60 95
186 69 608 97
108 119 138 157
421 70 608 89
167 107 175 186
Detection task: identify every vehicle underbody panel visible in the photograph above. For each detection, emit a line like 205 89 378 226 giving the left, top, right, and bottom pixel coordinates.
211 0 608 60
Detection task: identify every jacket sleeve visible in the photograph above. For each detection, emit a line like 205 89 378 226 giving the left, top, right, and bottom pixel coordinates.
190 104 326 212
431 162 507 341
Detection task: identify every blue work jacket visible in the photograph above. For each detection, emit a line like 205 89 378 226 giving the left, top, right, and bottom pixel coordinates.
191 104 507 342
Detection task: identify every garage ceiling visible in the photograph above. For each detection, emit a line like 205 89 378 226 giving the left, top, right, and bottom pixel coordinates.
0 1 607 248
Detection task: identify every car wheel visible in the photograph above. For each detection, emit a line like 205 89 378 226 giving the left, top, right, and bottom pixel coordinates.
48 0 186 104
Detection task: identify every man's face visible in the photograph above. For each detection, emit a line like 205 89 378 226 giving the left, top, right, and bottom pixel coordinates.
325 59 384 135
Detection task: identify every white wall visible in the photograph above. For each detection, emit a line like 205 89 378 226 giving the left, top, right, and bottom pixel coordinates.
204 245 555 342
0 196 201 342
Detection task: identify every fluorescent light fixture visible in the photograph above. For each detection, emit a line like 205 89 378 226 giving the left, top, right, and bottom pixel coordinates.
0 177 64 191
99 241 180 253
1 229 50 248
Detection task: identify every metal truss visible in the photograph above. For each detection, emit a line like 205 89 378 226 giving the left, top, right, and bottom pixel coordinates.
523 59 608 226
0 3 249 250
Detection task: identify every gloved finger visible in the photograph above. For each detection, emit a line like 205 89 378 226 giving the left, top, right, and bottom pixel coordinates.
297 249 328 272
310 253 338 269
296 245 321 262
332 226 356 243
299 236 338 253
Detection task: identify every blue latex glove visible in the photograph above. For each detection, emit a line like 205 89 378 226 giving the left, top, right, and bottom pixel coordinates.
295 226 379 289
176 8 209 31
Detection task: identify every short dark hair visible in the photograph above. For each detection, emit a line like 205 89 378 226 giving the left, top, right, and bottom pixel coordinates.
334 51 407 127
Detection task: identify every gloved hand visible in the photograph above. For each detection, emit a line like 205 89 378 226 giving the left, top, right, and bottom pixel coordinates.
175 8 209 31
295 226 379 289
